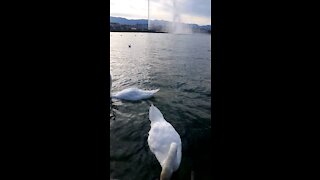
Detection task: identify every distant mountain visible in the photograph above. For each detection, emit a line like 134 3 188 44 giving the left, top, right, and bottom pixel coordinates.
110 17 148 25
110 16 211 30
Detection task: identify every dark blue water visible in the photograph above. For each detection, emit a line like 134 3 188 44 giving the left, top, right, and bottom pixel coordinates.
110 32 211 180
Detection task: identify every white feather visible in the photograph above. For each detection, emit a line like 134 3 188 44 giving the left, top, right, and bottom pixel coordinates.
112 87 159 101
110 73 159 101
148 104 182 172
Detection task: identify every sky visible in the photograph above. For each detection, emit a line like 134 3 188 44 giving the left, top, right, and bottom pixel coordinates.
110 0 211 26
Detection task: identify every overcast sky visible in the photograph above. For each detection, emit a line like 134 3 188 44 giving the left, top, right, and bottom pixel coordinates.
110 0 211 25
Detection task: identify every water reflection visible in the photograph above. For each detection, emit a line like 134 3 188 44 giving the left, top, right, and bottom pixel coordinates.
110 32 211 180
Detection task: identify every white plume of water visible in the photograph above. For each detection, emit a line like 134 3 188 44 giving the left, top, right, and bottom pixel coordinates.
169 0 192 34
148 0 192 34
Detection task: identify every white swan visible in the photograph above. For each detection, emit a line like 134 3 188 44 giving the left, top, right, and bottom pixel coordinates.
148 104 182 180
110 73 159 101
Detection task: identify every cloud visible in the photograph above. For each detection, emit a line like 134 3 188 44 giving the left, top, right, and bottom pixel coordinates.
110 0 211 25
110 0 148 19
180 0 211 18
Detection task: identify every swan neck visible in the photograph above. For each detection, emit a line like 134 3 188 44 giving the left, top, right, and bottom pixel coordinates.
160 143 177 180
160 166 173 180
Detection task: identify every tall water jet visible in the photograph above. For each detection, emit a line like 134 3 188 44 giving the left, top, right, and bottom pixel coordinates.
170 0 192 34
148 0 150 30
172 0 180 33
148 0 192 34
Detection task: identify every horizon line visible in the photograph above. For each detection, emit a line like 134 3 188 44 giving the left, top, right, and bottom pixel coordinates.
110 16 211 26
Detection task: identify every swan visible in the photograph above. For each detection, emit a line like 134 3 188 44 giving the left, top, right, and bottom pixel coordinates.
112 87 159 101
148 104 182 180
110 73 159 101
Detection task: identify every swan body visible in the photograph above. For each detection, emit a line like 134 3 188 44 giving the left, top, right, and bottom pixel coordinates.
148 104 182 180
110 73 159 101
112 87 159 101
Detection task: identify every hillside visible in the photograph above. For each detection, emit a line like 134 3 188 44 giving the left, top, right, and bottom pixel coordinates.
110 16 211 31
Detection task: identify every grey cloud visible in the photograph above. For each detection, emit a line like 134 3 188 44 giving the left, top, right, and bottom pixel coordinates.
150 0 211 18
180 0 211 18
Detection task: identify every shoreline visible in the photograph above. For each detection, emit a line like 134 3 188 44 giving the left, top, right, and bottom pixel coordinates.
110 30 211 34
110 30 167 33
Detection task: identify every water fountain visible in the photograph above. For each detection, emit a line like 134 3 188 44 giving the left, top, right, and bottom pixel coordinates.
148 0 192 34
170 0 192 34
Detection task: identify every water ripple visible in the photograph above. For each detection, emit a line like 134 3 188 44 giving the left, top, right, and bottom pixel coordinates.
110 32 211 180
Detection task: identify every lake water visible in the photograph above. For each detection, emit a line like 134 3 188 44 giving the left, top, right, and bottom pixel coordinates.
110 32 211 180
